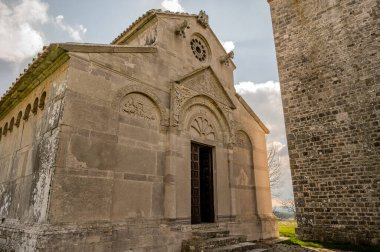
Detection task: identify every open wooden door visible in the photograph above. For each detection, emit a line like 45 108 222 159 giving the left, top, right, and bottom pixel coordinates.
191 143 214 224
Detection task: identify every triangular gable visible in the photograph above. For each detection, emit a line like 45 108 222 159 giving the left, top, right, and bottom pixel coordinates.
175 66 236 109
111 10 236 68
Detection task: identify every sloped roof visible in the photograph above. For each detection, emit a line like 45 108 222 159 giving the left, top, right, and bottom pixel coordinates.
0 43 156 119
111 9 198 44
236 94 270 134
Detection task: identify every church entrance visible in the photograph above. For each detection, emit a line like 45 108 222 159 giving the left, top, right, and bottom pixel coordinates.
191 143 215 224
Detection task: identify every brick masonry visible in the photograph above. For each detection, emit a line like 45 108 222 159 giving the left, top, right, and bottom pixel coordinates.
268 0 380 246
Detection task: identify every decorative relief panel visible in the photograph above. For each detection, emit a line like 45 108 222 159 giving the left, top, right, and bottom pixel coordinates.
171 68 235 142
113 84 169 126
180 68 234 108
172 85 195 125
171 83 232 142
120 93 159 122
190 116 215 140
235 131 252 149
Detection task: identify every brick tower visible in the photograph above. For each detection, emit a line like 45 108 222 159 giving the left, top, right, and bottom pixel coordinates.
268 0 379 246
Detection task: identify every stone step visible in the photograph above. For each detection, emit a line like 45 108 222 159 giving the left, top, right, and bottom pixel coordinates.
192 229 230 239
245 250 268 252
203 235 247 249
190 223 221 230
206 242 260 252
186 235 246 250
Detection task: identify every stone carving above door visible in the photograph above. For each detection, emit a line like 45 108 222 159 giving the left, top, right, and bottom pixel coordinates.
190 116 215 140
171 67 235 128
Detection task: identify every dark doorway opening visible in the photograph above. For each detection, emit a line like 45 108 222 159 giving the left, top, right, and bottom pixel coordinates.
191 143 215 224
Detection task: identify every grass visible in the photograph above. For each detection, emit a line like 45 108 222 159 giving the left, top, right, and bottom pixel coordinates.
278 220 380 252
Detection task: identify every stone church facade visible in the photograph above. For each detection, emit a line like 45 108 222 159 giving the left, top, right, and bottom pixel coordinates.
268 0 379 246
0 10 277 251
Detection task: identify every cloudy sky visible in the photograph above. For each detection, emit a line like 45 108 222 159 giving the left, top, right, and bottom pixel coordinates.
0 0 293 200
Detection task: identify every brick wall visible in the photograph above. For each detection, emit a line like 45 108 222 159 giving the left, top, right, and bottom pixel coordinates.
268 0 380 246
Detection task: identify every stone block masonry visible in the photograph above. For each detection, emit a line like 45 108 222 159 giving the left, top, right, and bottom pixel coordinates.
268 0 380 246
0 10 278 251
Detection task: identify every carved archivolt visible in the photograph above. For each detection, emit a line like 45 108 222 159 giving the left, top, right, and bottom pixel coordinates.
172 85 195 125
180 68 234 108
113 84 169 126
171 67 235 132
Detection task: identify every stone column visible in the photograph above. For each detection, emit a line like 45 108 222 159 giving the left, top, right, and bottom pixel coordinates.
164 128 177 220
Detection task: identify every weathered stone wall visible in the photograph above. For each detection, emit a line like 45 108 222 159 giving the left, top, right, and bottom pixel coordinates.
0 63 68 250
268 0 380 246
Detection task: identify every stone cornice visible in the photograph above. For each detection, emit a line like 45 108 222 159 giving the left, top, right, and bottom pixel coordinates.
0 43 157 120
111 9 198 45
58 43 157 53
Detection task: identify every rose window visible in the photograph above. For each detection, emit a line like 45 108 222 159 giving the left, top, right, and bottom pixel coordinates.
190 38 207 62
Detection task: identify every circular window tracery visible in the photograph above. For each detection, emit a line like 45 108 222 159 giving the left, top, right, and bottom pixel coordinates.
190 38 207 62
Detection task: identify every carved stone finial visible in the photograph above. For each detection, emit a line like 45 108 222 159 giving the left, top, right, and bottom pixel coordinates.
197 10 209 28
145 27 157 46
198 10 208 28
175 20 190 38
145 34 156 45
220 51 234 66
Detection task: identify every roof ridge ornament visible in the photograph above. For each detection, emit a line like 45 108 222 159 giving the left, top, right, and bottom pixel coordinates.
175 20 190 38
197 10 209 28
220 51 234 66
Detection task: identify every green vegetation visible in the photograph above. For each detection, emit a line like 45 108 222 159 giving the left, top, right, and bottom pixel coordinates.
278 221 323 248
278 221 380 252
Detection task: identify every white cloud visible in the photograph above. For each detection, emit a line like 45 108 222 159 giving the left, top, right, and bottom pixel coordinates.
235 80 280 95
161 0 184 12
235 80 293 199
0 0 87 63
54 15 87 42
222 41 235 53
0 0 48 62
235 81 284 142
